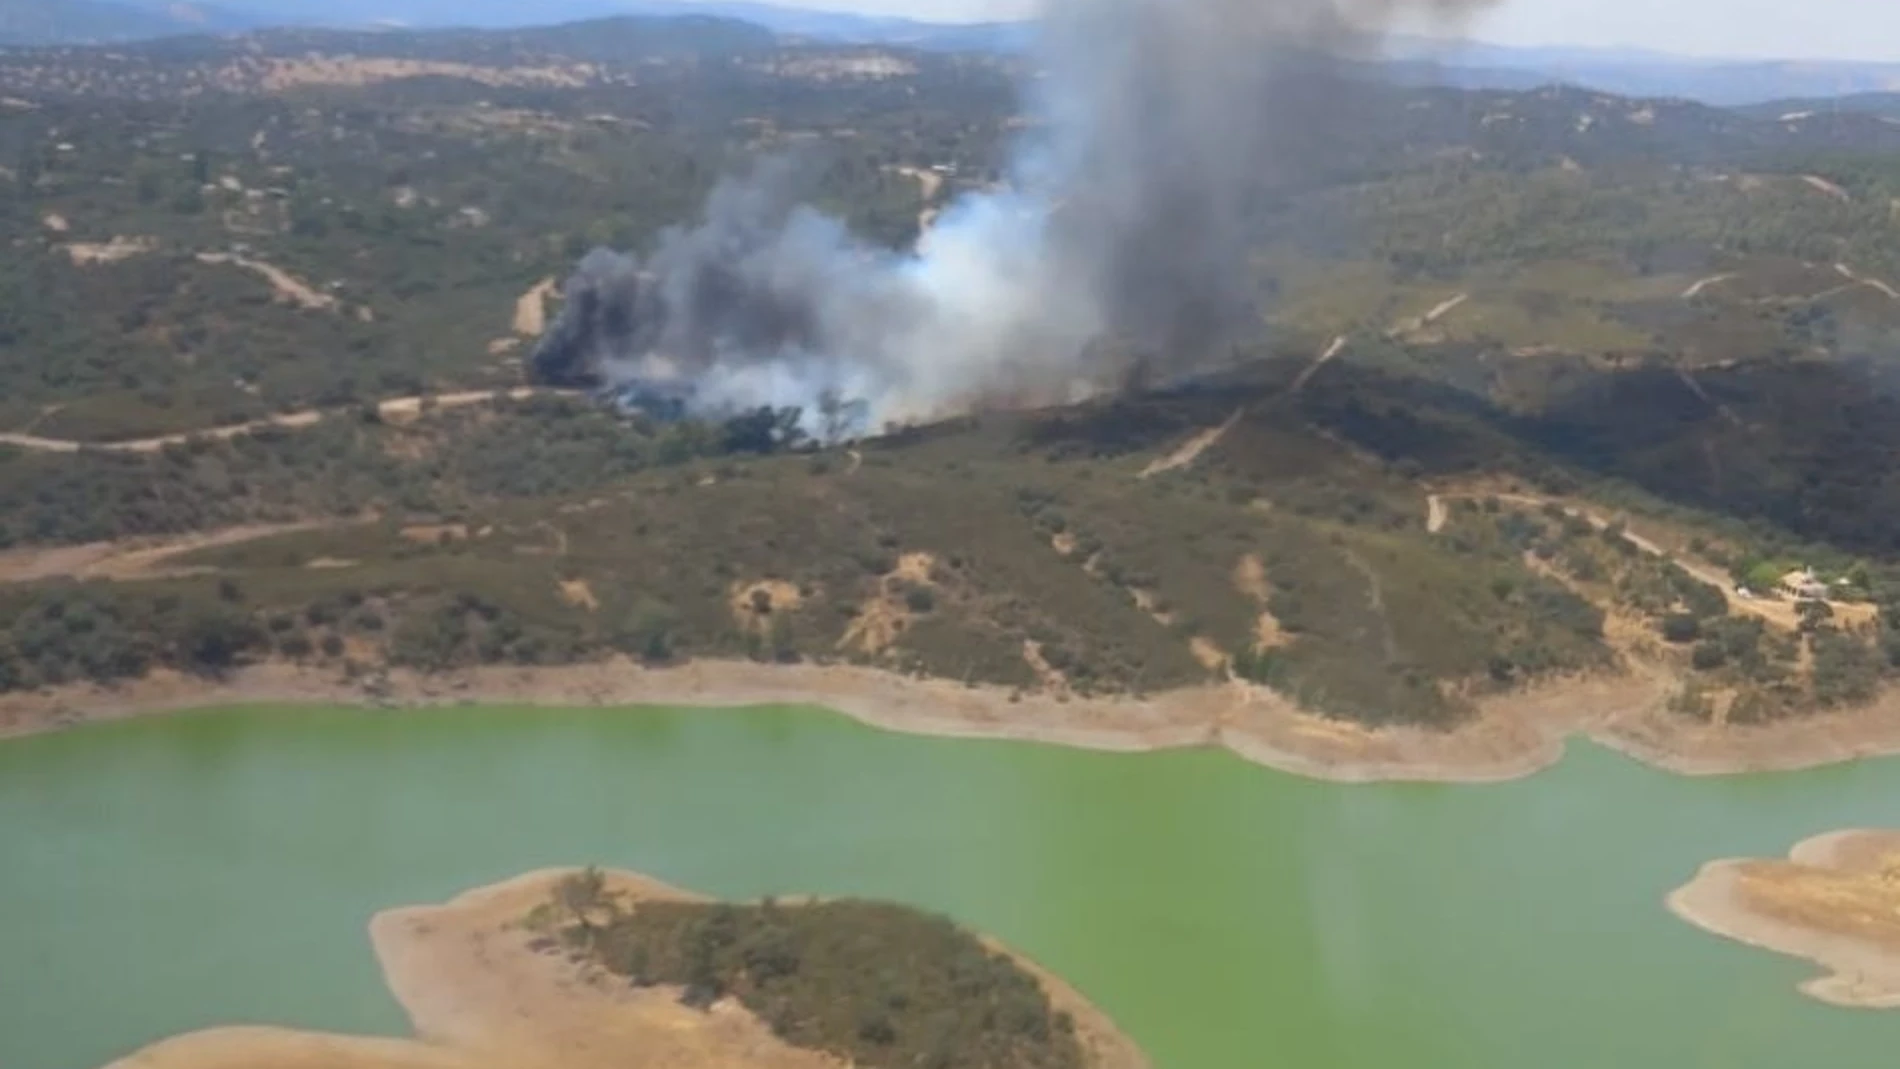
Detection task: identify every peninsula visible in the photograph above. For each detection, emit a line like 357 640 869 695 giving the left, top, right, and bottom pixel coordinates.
103 868 1147 1069
1669 830 1900 1009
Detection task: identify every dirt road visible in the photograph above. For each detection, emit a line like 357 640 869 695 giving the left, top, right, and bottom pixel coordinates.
0 521 336 585
1835 263 1900 301
1427 490 1871 631
1681 274 1736 300
1140 408 1243 478
0 388 573 455
1291 335 1347 393
195 252 338 311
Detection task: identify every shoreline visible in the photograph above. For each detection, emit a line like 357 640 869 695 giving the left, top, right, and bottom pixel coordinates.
104 867 1148 1069
1667 830 1900 1010
9 656 1900 783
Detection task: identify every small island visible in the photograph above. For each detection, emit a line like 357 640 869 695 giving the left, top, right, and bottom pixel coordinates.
103 868 1147 1069
1668 830 1900 1008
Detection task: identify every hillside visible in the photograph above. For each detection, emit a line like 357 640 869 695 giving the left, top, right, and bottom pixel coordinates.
3 20 1900 745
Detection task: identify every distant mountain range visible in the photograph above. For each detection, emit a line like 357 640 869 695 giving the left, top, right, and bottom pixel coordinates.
1383 37 1900 106
0 0 259 45
7 0 1900 109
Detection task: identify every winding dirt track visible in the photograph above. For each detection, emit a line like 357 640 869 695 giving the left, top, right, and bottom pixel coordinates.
0 388 575 454
0 521 337 585
1425 490 1873 631
1291 334 1347 393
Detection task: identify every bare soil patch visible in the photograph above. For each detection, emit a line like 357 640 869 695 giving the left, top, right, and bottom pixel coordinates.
558 579 600 612
63 236 157 265
839 552 936 655
730 579 803 635
1670 830 1900 1008
1232 554 1289 651
241 57 597 92
513 278 558 337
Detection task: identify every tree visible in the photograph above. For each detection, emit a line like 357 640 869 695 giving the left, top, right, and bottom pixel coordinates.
1661 613 1701 644
1798 599 1835 633
178 606 261 675
555 867 613 937
616 599 680 663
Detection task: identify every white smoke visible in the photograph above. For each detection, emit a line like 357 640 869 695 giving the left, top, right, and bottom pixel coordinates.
532 0 1495 437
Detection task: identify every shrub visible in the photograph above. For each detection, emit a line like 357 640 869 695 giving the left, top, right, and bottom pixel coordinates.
1661 614 1701 644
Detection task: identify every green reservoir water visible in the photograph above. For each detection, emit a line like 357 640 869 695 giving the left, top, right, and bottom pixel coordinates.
5 705 1900 1069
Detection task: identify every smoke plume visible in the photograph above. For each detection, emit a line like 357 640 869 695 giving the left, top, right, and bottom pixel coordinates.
533 0 1495 436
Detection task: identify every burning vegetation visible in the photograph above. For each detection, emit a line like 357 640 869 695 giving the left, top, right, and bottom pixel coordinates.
531 0 1499 439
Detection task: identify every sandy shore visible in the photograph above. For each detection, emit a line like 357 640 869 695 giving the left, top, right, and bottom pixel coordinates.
101 867 1147 1069
7 655 1900 783
1668 830 1900 1009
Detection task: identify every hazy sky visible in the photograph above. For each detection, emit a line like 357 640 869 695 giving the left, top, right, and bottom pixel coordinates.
769 0 1900 62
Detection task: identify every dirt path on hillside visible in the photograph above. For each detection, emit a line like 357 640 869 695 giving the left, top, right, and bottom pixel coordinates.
1802 175 1852 202
0 388 571 454
1342 549 1400 664
0 521 339 585
1291 335 1347 393
1674 368 1743 426
1139 408 1242 478
196 252 338 311
1427 489 1872 631
1422 293 1469 323
1681 273 1736 300
1835 263 1900 301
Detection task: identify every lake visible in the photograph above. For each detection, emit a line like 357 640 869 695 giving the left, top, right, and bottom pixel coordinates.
3 703 1899 1068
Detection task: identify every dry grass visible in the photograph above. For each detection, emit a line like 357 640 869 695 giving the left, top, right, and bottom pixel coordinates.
1735 839 1900 954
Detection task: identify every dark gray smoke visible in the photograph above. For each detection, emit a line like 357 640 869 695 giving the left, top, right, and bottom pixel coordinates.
533 0 1496 434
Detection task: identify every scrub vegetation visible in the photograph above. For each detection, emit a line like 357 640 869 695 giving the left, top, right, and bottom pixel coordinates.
5 16 1900 732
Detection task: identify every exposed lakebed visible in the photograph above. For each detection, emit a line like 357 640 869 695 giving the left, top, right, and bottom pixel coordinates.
6 703 1900 1069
